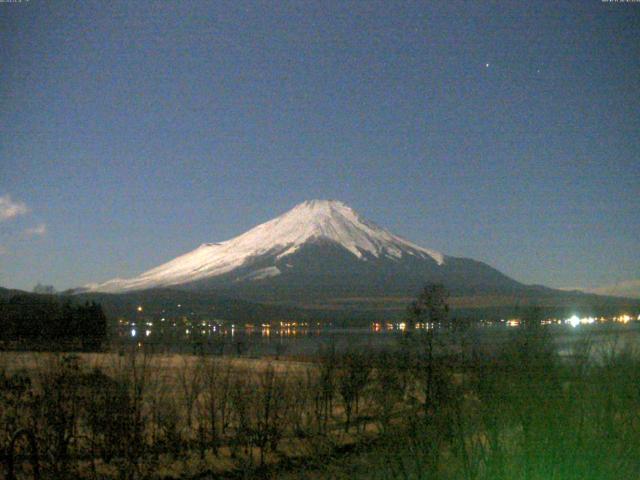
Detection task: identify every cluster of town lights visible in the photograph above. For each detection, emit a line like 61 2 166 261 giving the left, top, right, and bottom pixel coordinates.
566 315 594 328
124 304 638 339
564 314 636 328
371 314 639 332
124 304 324 339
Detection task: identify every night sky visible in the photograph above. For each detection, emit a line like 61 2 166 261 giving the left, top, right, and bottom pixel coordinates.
1 1 638 294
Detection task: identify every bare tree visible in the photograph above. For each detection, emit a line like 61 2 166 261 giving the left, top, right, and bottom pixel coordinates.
406 284 450 418
314 345 337 434
371 351 406 433
198 357 232 455
287 369 314 437
228 369 253 462
176 356 203 434
111 347 154 480
251 363 288 466
337 350 371 433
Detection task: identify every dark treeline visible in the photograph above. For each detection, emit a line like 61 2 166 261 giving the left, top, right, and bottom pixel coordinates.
0 293 107 350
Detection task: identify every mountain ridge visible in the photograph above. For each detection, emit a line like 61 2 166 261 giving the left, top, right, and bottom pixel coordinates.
85 200 448 294
80 199 627 313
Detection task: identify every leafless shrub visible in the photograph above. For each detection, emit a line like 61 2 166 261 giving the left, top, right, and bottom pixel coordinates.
31 354 84 478
176 355 203 435
370 351 406 433
197 357 232 455
337 349 371 433
228 368 254 462
312 344 337 435
286 368 315 437
108 347 154 479
251 363 288 466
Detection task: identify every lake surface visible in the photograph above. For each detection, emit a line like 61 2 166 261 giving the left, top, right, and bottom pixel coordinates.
151 322 640 360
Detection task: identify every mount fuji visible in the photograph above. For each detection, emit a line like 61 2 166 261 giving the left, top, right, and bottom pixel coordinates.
85 200 528 301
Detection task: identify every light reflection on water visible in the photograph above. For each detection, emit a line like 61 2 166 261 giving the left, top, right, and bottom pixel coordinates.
131 322 640 359
253 323 640 359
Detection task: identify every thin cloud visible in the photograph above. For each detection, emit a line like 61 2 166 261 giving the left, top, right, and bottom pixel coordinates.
0 194 29 221
585 279 640 299
24 223 47 237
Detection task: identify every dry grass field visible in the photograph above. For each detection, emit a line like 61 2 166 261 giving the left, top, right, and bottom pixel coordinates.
3 323 640 479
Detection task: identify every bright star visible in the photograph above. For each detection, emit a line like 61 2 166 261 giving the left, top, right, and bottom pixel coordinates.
485 63 490 68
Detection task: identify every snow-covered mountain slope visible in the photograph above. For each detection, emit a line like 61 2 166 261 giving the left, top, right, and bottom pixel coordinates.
86 200 445 293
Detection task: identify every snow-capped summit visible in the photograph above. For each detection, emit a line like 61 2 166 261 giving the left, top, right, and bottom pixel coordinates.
243 199 443 263
87 200 445 293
